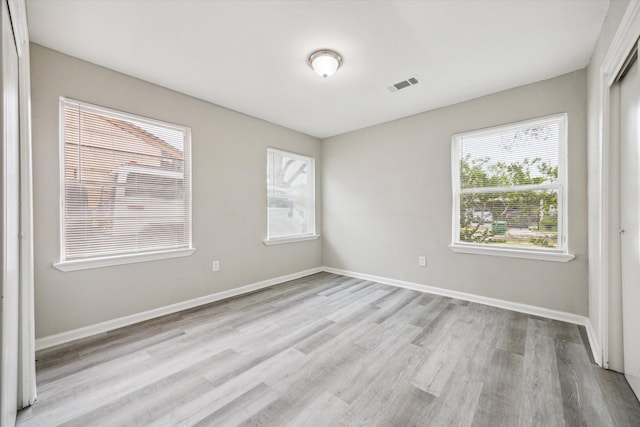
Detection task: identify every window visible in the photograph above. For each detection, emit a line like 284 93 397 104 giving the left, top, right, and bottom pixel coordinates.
55 98 194 271
265 148 317 244
451 114 573 261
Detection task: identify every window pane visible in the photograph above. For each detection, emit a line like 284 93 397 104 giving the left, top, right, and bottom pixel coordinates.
459 189 559 249
267 149 315 239
460 119 560 189
61 99 191 261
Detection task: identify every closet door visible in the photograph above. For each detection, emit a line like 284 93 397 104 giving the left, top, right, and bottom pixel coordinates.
0 0 20 424
620 45 640 399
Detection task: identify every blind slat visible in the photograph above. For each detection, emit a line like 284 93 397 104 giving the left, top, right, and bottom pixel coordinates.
61 99 191 261
459 117 561 190
454 114 565 251
266 148 315 239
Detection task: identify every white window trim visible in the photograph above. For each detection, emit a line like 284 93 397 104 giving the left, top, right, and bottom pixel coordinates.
265 147 317 245
53 248 196 272
450 113 574 261
449 243 574 262
56 97 195 270
263 234 320 246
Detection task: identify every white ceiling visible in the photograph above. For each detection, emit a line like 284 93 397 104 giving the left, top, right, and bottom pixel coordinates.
26 0 609 139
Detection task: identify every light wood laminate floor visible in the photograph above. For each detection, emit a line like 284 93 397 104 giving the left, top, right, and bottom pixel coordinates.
17 273 640 426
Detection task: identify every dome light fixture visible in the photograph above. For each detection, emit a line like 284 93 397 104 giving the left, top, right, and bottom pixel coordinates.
308 49 342 79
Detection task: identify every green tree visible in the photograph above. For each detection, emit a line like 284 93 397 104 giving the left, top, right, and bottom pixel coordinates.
459 154 558 246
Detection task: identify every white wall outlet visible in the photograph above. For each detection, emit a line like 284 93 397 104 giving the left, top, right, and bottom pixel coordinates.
418 256 426 267
212 260 220 272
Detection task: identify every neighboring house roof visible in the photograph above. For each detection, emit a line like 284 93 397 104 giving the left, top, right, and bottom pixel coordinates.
104 117 183 159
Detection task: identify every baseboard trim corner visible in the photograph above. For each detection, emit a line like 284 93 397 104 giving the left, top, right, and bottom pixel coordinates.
322 266 590 327
35 266 324 351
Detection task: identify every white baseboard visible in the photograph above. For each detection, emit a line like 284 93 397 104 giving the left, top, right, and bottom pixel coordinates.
35 267 324 351
36 264 601 362
585 319 602 367
322 266 591 327
324 267 607 366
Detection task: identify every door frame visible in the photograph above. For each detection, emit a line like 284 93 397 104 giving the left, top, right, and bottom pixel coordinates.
5 0 35 409
596 1 640 369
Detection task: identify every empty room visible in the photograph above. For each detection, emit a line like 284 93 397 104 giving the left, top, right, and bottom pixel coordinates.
1 0 640 425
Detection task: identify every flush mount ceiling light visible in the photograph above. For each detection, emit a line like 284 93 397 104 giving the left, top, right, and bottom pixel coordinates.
308 49 342 79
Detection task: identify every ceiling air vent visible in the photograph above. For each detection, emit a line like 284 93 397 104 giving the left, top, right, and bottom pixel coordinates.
388 76 420 92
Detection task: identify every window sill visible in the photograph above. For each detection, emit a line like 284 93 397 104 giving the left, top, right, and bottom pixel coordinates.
53 247 197 272
263 234 320 246
449 243 575 262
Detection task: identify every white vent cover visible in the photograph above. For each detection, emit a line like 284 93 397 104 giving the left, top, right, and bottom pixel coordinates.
388 76 420 92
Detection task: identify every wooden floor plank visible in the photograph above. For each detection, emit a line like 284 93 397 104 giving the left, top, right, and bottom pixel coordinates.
594 366 640 426
60 350 237 427
556 339 616 426
518 318 565 426
471 348 524 426
372 384 438 426
282 392 349 427
410 301 460 349
336 343 426 426
151 347 307 426
17 272 640 427
496 310 528 356
332 323 422 404
412 318 478 396
191 382 279 427
424 372 483 427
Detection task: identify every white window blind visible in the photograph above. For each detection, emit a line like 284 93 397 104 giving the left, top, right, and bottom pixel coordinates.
59 98 192 263
266 148 315 240
452 114 568 253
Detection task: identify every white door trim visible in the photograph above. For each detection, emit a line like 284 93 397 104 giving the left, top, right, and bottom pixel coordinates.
6 0 35 408
596 0 640 368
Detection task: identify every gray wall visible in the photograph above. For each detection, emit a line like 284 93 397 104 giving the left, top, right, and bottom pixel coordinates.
586 0 631 370
322 70 588 315
31 44 322 339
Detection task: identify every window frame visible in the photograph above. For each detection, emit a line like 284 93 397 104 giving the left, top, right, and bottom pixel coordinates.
264 147 319 245
54 97 195 272
450 113 574 262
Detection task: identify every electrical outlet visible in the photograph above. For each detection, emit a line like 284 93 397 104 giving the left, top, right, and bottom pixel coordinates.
212 260 220 272
418 256 426 267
